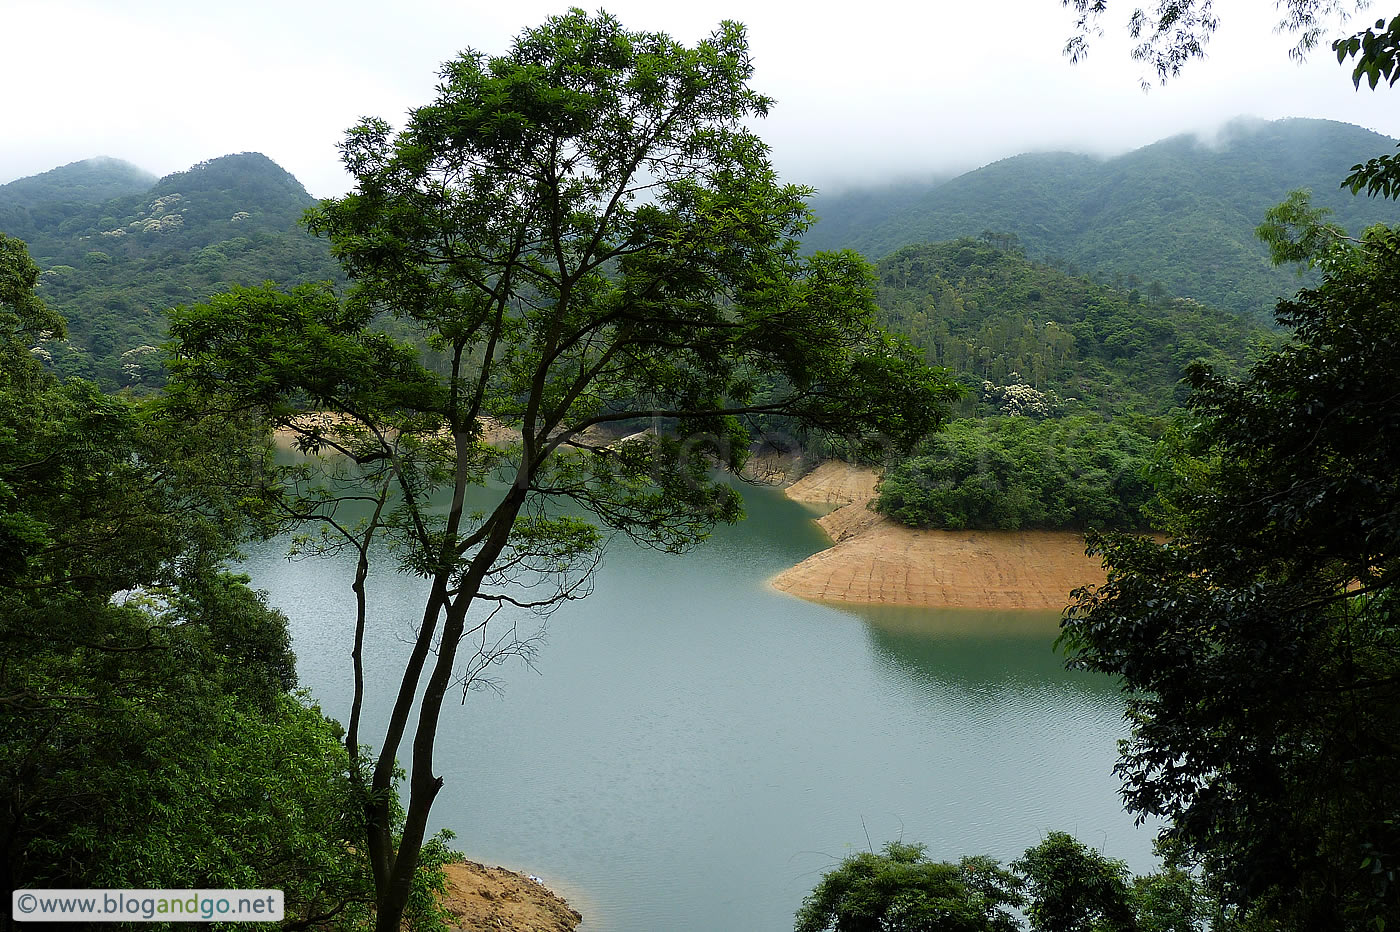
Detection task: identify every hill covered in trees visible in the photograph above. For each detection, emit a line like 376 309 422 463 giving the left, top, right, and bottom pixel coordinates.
0 151 1274 535
866 237 1274 532
871 237 1272 415
1 153 341 387
808 118 1400 318
0 157 156 216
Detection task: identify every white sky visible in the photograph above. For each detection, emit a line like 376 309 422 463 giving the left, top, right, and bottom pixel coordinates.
3 0 1397 198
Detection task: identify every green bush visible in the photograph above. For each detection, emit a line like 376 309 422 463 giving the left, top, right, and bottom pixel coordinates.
876 416 1157 531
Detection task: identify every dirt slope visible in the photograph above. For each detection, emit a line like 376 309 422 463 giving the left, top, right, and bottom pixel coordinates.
772 463 1105 611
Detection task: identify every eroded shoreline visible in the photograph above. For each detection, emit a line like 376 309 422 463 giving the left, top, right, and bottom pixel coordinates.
771 461 1106 611
440 859 583 931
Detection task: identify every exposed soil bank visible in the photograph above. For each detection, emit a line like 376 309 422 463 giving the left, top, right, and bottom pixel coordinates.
772 462 1105 611
783 459 880 505
440 860 582 931
270 413 525 448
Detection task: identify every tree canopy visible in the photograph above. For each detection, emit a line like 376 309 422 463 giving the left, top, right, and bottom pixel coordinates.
795 842 1024 932
877 415 1157 532
796 833 1208 932
1 153 343 389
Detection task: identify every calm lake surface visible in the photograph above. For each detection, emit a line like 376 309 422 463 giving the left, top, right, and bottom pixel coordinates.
241 479 1152 931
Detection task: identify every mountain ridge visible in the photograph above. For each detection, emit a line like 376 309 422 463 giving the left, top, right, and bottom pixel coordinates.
806 117 1400 317
1 151 340 386
0 157 157 210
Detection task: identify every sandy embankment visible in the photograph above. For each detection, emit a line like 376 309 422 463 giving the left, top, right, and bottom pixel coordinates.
271 413 651 453
272 413 525 448
771 461 1106 611
440 860 582 931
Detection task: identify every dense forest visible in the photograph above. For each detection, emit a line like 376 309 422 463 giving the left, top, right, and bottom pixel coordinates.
0 232 453 929
860 236 1271 531
0 150 1277 536
0 157 155 216
0 153 341 387
808 118 1400 318
872 237 1270 414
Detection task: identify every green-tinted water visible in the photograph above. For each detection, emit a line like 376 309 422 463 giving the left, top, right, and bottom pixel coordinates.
241 480 1149 931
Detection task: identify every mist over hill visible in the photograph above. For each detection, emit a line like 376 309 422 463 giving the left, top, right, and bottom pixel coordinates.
0 124 1314 395
806 118 1400 317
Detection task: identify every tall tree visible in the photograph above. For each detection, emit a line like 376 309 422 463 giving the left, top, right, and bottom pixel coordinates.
1050 1 1400 924
163 11 959 930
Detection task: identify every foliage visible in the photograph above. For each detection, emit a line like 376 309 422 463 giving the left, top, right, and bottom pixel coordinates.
852 236 1270 535
877 416 1157 531
0 157 155 213
1060 0 1369 79
794 842 1025 932
1341 141 1400 198
1129 859 1216 932
163 11 959 931
0 154 342 388
805 119 1398 318
871 238 1272 416
1333 14 1400 198
1060 225 1400 929
1011 833 1136 932
797 835 1220 932
1 237 449 930
1 232 66 352
1254 189 1355 269
1335 14 1400 89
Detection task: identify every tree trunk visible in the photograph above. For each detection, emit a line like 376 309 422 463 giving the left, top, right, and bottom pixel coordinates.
371 486 527 932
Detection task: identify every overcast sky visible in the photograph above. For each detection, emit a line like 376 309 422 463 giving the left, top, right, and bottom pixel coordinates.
4 0 1397 198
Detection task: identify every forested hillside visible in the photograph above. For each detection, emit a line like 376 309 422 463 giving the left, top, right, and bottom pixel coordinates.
872 238 1271 415
808 118 1400 317
0 231 455 928
0 153 1273 537
866 237 1273 532
1 153 340 387
0 157 155 218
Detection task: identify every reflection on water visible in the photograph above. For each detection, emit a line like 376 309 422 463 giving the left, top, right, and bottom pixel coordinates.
241 477 1150 932
849 604 1120 697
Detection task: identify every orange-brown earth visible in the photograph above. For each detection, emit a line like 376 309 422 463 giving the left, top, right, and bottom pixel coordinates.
439 860 582 932
772 462 1106 611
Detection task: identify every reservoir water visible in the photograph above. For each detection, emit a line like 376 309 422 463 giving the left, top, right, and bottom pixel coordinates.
241 478 1152 931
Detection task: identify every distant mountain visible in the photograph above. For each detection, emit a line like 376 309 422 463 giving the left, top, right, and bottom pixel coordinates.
0 158 158 243
1 153 341 387
801 175 951 252
806 118 1400 318
0 157 156 212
